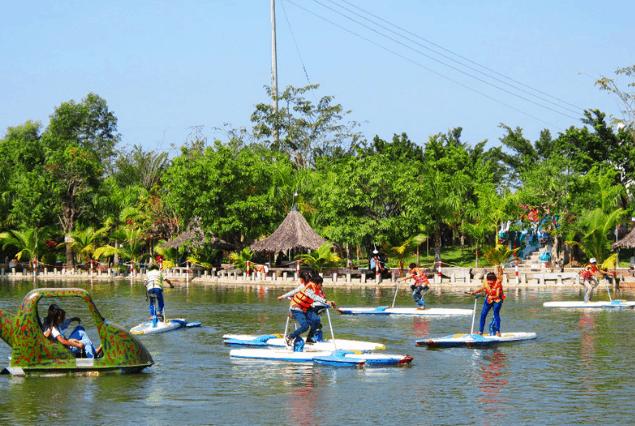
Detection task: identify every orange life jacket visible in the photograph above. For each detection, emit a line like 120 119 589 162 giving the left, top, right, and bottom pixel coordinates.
291 283 320 312
411 270 429 286
485 280 505 303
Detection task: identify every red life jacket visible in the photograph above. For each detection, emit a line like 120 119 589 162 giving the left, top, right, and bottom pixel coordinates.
291 283 319 312
581 264 598 280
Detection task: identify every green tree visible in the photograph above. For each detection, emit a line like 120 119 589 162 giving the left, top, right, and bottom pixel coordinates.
68 224 111 267
162 139 295 246
295 242 341 272
93 227 145 269
113 144 169 192
0 227 48 267
0 122 55 229
42 93 120 267
251 84 363 167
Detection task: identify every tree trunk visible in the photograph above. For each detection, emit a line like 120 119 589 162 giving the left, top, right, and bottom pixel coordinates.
65 238 73 269
475 242 479 268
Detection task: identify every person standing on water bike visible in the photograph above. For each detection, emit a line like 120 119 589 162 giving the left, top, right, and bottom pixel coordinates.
470 267 505 336
145 264 174 325
403 263 430 310
579 258 607 303
278 273 336 349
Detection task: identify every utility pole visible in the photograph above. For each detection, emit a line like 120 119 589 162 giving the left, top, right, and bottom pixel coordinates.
270 0 279 145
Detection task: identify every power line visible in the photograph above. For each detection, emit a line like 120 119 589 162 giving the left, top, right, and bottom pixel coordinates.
310 0 579 121
285 0 558 127
337 0 585 113
280 0 312 85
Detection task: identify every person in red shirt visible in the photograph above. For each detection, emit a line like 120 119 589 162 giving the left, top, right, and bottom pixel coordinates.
403 263 430 310
471 267 505 336
579 258 603 302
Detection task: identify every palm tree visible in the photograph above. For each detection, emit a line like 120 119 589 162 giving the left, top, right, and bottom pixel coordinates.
388 233 428 274
573 207 625 263
93 227 146 272
0 227 47 269
295 242 341 272
229 247 254 271
483 244 519 267
67 223 111 271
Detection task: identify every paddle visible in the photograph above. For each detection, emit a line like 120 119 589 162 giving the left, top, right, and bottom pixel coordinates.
469 297 478 335
325 307 337 351
604 278 614 303
391 280 400 308
283 315 290 342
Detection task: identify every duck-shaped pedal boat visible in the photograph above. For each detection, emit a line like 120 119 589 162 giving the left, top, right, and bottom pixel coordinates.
0 288 153 376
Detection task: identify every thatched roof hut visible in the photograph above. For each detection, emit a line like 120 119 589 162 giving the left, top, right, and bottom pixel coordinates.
613 227 635 249
250 208 326 253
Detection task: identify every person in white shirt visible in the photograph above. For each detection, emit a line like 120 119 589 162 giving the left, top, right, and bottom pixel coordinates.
146 264 174 325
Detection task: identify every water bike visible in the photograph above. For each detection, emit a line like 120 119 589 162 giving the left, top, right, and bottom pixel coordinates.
543 280 635 309
222 334 385 352
338 281 473 317
338 284 472 317
0 288 153 376
417 332 537 348
130 317 201 335
338 307 473 316
226 303 385 351
229 348 412 367
543 300 635 309
417 296 537 348
228 306 412 367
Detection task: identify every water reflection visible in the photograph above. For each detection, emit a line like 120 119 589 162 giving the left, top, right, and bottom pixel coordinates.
0 283 634 424
412 317 429 338
477 350 509 410
288 367 321 426
578 312 596 395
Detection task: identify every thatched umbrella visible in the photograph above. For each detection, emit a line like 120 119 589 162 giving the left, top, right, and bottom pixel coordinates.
250 208 325 253
613 227 635 250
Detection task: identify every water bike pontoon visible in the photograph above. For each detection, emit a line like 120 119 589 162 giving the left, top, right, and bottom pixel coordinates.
339 282 472 317
543 300 635 309
131 318 201 335
229 348 413 367
222 334 385 352
416 297 537 348
0 288 153 376
337 306 473 316
417 332 537 348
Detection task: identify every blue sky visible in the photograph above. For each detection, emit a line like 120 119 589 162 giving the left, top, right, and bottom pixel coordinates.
2 0 633 153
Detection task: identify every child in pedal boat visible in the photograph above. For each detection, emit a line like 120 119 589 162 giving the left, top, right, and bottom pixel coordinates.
278 272 336 348
470 267 505 336
43 304 100 358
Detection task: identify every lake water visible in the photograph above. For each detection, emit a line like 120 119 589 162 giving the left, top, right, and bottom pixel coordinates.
0 281 634 425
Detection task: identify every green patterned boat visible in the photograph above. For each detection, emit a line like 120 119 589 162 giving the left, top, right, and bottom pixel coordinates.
0 288 153 376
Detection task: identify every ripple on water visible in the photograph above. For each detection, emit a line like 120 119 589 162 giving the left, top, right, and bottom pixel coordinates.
0 283 634 424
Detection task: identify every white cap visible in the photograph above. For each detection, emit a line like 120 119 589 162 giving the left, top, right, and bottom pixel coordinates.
589 258 597 263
